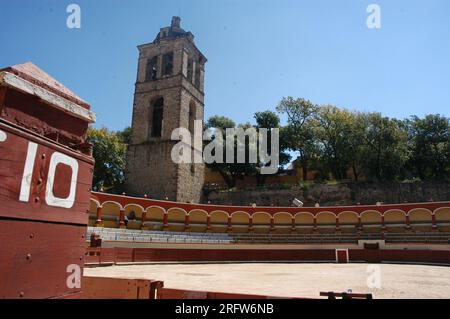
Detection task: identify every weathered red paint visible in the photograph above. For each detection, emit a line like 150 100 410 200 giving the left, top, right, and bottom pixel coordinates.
349 249 450 264
82 277 160 299
157 287 305 299
0 120 93 225
336 250 348 263
0 63 90 109
0 219 86 298
0 63 94 299
1 89 89 145
85 246 450 265
96 206 102 225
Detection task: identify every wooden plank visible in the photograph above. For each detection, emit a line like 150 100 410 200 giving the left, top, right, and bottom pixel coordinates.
81 276 154 299
0 86 6 106
0 120 92 225
158 288 207 299
0 220 86 299
157 288 304 299
0 72 95 123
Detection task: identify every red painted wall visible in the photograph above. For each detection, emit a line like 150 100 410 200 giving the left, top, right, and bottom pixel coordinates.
85 247 450 265
91 191 450 219
349 249 450 264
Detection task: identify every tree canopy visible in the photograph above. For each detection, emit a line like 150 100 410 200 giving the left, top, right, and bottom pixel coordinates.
87 127 130 193
278 99 449 182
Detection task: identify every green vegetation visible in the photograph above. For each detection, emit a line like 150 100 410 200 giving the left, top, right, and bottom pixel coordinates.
208 96 450 185
204 113 291 188
277 97 450 182
87 127 131 193
87 97 450 193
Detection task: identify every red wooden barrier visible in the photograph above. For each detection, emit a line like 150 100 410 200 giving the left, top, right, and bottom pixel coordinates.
100 248 116 264
157 287 304 299
85 248 101 264
0 63 95 299
86 247 450 266
82 276 163 299
125 247 336 263
348 249 450 264
114 247 134 263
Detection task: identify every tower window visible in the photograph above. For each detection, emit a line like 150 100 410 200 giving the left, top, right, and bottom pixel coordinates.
162 52 173 76
194 62 201 88
189 101 196 135
146 56 158 81
151 97 164 138
187 58 193 82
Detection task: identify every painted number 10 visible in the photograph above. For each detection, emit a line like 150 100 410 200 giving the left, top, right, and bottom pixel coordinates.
19 141 79 209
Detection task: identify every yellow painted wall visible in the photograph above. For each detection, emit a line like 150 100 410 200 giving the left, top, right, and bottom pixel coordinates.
210 211 228 233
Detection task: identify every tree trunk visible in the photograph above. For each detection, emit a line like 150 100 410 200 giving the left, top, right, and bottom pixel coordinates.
352 163 359 182
301 157 308 181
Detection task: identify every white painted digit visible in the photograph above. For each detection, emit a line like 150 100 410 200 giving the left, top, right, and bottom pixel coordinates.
17 141 79 208
19 142 38 202
45 152 79 209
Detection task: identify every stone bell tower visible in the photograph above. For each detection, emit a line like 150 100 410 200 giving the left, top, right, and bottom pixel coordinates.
125 17 206 203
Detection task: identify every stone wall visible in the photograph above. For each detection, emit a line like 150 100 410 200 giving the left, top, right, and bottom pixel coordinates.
204 182 450 207
125 141 179 200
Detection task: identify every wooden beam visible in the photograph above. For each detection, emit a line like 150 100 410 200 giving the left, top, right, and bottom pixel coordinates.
0 72 96 123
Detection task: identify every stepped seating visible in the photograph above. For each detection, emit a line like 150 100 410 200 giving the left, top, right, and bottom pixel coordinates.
87 227 233 244
87 227 450 245
384 232 450 244
232 232 450 244
230 232 372 244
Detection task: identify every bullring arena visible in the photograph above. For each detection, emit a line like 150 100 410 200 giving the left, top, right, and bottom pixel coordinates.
79 192 450 299
85 263 450 299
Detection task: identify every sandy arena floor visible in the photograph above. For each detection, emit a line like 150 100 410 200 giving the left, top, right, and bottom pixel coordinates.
84 263 450 299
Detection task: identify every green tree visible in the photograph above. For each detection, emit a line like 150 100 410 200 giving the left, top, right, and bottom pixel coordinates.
254 111 290 185
87 127 128 193
204 113 290 188
276 97 318 180
314 105 355 180
406 114 450 180
254 111 280 129
204 116 252 188
205 115 236 131
359 113 408 181
347 112 368 181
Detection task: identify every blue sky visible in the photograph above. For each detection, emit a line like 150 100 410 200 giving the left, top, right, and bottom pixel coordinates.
1 0 449 130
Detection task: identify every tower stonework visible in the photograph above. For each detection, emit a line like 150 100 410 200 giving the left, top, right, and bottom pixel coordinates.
125 17 206 202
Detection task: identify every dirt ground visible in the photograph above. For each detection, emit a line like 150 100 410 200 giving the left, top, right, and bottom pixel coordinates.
84 263 450 299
